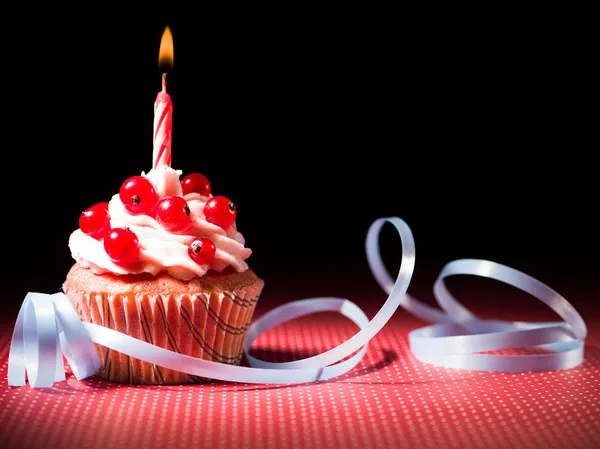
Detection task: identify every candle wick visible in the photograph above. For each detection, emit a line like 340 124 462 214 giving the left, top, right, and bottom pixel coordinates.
162 73 168 91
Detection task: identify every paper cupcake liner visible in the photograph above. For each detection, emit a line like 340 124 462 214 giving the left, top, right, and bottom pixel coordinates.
66 281 263 384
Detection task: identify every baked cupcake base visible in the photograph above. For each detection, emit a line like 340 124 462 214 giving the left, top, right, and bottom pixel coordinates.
63 263 264 384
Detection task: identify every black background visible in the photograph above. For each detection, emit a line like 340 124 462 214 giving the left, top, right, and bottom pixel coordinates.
2 11 597 315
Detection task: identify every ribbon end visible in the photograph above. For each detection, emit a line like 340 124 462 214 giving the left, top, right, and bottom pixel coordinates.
55 332 66 382
7 377 26 388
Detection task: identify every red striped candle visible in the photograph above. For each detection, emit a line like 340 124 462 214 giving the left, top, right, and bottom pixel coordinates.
153 73 172 168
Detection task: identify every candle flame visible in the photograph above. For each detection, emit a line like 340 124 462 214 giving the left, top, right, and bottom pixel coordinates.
158 26 174 71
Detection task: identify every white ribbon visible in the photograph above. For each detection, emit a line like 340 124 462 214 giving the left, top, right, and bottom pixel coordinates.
8 217 586 388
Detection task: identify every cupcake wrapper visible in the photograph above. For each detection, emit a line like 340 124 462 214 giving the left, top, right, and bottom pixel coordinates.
66 281 263 384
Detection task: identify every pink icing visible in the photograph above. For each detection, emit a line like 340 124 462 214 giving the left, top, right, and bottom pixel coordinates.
68 165 252 281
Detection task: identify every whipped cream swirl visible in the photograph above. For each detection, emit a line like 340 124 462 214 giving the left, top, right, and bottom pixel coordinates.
69 166 252 280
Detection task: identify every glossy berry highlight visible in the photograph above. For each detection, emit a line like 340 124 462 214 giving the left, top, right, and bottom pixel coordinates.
181 173 211 197
119 176 158 216
103 227 140 267
79 202 110 240
204 196 237 230
156 196 192 232
188 237 216 265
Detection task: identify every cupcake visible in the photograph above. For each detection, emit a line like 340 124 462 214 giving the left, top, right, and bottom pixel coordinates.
62 164 264 384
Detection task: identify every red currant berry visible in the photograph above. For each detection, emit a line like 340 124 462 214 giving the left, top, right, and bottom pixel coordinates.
79 202 110 240
119 176 158 216
204 196 237 229
156 196 192 232
188 238 216 265
103 227 140 267
181 173 211 196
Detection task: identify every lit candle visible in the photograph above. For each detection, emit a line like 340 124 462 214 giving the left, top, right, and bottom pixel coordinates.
153 74 172 168
153 26 174 169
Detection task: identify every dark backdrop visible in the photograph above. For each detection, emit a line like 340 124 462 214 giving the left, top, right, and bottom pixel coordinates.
2 13 596 318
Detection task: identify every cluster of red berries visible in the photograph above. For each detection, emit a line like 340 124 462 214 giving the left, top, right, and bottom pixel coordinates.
79 173 236 268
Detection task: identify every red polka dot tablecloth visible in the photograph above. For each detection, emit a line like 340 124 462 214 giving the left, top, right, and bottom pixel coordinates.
1 300 599 449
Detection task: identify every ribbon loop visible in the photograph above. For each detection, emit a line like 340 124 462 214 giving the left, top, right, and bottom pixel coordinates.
9 293 61 388
8 216 587 388
53 293 100 380
409 258 586 372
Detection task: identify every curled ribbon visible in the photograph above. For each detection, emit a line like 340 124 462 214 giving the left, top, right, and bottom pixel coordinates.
8 217 587 388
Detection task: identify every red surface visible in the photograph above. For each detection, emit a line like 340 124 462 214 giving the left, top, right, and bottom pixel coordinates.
1 300 599 449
